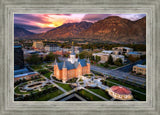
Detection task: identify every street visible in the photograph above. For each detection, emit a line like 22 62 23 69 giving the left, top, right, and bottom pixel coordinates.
91 65 146 85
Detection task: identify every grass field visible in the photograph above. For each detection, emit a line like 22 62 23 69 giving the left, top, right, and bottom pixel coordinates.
55 82 73 91
35 89 63 101
77 90 104 101
132 91 146 101
87 88 112 100
43 72 52 79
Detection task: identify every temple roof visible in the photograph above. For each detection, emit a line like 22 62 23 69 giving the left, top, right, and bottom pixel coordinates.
57 59 87 70
110 86 131 95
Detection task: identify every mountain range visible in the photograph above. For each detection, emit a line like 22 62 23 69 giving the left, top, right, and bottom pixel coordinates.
14 16 146 44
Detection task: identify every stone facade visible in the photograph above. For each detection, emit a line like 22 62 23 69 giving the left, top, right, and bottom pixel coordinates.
53 44 90 83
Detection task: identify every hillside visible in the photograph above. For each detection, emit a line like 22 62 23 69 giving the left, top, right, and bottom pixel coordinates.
14 26 35 38
15 16 146 44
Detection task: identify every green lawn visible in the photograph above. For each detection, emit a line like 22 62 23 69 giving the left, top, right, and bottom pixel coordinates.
55 82 73 91
43 72 52 79
132 91 146 101
87 88 112 100
41 84 54 90
35 89 63 101
30 64 43 70
66 78 78 83
108 66 118 69
102 80 115 87
77 90 104 101
106 79 146 93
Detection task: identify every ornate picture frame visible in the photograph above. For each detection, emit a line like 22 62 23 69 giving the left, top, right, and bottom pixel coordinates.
0 0 160 115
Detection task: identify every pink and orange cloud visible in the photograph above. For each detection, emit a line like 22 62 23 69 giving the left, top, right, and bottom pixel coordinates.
14 14 146 33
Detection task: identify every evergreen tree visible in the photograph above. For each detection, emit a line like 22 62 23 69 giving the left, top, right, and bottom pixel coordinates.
108 55 113 65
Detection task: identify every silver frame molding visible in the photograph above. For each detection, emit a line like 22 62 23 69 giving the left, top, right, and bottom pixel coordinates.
0 0 160 115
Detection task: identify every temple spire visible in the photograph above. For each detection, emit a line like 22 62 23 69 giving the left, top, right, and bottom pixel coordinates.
87 57 90 63
70 41 75 55
54 58 57 65
62 60 67 68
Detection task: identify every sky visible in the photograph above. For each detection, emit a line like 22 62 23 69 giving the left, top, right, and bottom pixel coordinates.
14 14 146 33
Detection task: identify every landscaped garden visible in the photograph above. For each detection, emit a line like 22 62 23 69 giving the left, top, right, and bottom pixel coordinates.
77 89 104 101
87 87 112 100
66 78 78 83
38 69 52 79
14 83 38 95
54 82 73 91
15 87 63 101
132 91 146 101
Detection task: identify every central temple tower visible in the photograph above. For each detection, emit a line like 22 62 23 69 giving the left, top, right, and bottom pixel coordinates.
68 42 78 64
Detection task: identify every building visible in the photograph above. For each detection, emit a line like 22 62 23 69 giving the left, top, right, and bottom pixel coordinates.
74 46 82 54
132 64 146 75
14 72 39 82
32 41 44 50
14 45 24 70
111 54 125 63
108 86 133 100
52 50 69 56
92 51 124 63
127 51 146 58
112 47 133 55
53 44 90 83
44 44 60 52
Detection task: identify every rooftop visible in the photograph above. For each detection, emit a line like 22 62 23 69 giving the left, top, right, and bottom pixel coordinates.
14 67 30 75
14 72 38 78
134 64 146 68
57 59 87 70
128 52 141 55
102 50 113 54
110 86 131 95
14 45 22 48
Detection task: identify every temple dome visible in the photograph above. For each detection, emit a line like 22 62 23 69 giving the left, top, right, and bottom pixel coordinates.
110 86 131 95
108 86 133 100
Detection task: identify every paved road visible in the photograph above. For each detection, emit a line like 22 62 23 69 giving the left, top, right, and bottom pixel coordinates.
115 59 146 72
91 65 146 85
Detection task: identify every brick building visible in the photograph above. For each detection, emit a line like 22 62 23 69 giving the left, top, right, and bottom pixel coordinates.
132 64 146 75
53 44 90 83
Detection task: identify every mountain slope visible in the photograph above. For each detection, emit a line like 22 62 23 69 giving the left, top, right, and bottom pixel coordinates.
42 21 93 39
14 26 35 38
80 16 146 43
16 16 146 44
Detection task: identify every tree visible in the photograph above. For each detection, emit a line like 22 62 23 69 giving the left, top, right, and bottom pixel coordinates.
44 52 58 62
114 58 123 66
26 54 42 65
128 55 140 63
108 55 113 65
104 61 109 68
95 55 101 62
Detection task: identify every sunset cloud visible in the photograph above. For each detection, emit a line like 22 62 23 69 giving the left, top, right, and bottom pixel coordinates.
14 14 146 33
